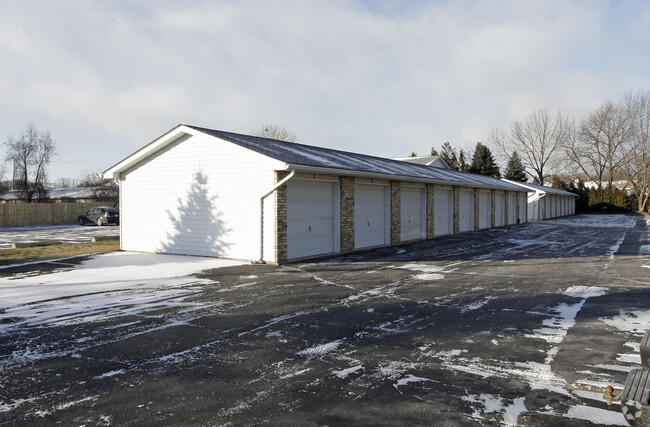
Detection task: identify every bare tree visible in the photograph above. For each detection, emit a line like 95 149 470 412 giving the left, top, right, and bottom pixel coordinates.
5 123 57 201
565 101 632 188
251 125 297 142
489 109 574 184
621 90 650 212
80 170 119 202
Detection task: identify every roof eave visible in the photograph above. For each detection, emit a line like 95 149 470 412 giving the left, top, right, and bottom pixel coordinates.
103 124 195 180
286 164 527 192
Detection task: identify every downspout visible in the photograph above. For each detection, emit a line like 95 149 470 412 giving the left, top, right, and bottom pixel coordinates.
259 170 296 263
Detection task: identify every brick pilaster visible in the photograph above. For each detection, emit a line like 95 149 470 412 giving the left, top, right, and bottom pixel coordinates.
390 181 401 245
340 176 355 253
274 171 289 263
426 184 435 239
490 190 496 228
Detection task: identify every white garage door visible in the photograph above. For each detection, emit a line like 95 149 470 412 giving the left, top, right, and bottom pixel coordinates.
478 190 491 229
507 193 517 225
401 187 425 242
355 184 389 249
434 187 453 236
459 190 474 232
287 180 336 260
519 194 527 223
494 192 505 227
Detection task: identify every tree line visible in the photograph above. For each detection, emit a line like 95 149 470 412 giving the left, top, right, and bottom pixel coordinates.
413 89 649 213
1 123 117 202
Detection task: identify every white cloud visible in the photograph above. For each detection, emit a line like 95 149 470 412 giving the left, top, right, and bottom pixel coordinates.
1 0 649 180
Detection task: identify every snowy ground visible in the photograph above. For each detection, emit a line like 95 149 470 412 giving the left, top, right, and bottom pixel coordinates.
0 224 120 249
0 214 649 425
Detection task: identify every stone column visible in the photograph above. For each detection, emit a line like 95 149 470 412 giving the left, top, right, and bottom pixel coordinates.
340 177 355 253
390 181 401 245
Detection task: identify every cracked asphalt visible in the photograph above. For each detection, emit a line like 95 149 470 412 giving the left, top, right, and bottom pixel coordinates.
1 214 649 426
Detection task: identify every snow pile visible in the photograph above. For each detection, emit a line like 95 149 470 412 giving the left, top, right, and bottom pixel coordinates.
462 394 527 425
399 263 450 280
0 252 243 331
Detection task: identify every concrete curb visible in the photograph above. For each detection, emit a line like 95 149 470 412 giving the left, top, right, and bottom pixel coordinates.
91 236 120 242
10 236 120 248
11 241 60 249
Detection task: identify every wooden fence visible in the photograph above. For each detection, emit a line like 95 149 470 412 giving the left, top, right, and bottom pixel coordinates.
0 201 107 227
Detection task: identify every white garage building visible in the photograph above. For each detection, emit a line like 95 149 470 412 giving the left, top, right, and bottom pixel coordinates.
501 180 578 221
105 125 533 263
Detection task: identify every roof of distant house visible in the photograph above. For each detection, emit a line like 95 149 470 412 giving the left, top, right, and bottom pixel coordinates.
392 155 450 169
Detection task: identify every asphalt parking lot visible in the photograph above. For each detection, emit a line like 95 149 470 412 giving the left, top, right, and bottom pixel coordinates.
1 214 649 425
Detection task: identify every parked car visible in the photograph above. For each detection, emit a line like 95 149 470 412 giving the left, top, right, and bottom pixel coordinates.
78 207 119 226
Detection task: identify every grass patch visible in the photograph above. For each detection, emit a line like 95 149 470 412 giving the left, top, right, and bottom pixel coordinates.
0 240 120 266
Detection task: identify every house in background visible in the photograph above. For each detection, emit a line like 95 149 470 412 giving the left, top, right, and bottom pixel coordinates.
392 156 450 169
502 180 578 221
105 125 542 263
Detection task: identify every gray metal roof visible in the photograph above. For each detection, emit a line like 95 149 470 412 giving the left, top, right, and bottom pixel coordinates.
188 126 526 192
501 179 578 197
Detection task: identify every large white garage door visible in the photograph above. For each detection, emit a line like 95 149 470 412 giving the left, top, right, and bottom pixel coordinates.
459 190 474 232
494 192 505 227
287 180 336 260
355 184 389 249
519 194 527 223
434 187 453 236
478 190 491 229
401 187 425 242
507 193 517 225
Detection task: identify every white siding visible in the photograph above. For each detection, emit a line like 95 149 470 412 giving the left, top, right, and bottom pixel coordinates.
120 134 284 261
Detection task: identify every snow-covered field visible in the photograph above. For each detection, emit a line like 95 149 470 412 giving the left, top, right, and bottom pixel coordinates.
0 214 649 425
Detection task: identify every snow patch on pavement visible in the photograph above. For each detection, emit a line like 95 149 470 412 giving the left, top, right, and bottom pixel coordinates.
399 263 450 281
462 394 527 425
600 310 650 334
566 405 627 425
299 340 343 358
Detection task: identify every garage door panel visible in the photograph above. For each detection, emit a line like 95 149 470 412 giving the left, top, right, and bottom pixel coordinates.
401 187 425 241
434 188 453 236
459 190 474 232
287 181 336 259
355 184 388 249
478 191 491 229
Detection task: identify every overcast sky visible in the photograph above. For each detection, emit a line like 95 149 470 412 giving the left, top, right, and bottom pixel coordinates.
2 0 649 184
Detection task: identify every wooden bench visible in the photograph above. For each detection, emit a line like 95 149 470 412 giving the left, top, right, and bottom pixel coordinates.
621 367 650 425
641 329 650 368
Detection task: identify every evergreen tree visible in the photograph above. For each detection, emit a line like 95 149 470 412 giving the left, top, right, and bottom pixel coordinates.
459 149 470 172
409 151 418 157
468 142 500 177
440 142 459 171
551 175 569 191
504 151 527 181
430 147 439 156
